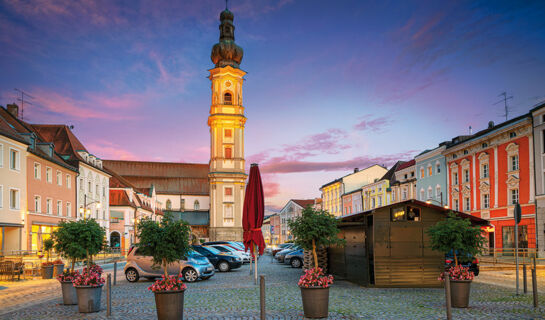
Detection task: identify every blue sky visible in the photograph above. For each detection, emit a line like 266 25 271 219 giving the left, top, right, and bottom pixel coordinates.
1 0 544 209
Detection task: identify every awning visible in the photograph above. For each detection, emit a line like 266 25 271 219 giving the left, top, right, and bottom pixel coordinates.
0 222 24 228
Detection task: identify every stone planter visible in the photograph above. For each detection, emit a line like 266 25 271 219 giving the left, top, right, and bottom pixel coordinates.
300 286 329 318
41 265 54 279
60 281 78 305
54 264 65 276
75 285 103 313
154 290 185 320
450 280 471 308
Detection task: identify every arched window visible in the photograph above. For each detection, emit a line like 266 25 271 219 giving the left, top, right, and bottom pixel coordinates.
224 92 232 105
194 200 200 210
166 199 172 210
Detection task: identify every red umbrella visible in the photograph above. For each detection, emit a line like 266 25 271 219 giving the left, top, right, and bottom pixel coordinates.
243 163 265 257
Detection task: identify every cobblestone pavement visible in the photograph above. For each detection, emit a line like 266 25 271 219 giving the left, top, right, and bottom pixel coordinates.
1 257 545 319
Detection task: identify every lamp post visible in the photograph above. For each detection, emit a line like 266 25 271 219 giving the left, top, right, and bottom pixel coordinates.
79 194 101 219
426 197 449 209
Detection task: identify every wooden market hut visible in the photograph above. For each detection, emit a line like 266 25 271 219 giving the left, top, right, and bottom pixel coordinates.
328 199 489 288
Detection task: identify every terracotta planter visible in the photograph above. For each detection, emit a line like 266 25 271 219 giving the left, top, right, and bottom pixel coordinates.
54 264 65 276
75 285 103 313
300 286 329 318
450 280 471 308
60 281 78 305
41 265 54 279
154 290 185 320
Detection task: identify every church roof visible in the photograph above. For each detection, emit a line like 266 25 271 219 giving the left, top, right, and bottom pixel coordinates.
103 160 209 195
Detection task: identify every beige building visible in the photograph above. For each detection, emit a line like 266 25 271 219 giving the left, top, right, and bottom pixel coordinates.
531 102 545 256
391 160 417 204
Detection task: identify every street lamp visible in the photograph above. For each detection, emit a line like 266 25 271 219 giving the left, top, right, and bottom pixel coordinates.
79 194 101 219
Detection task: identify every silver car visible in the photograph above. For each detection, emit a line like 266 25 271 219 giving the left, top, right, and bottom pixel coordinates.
124 246 215 282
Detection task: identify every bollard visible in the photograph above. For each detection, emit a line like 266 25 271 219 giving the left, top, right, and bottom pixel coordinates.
107 274 112 316
532 258 538 308
260 275 265 320
523 264 527 294
445 274 452 320
113 261 117 286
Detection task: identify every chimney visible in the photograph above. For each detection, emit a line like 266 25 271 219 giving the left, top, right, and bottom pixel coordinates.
469 126 472 134
354 168 359 173
7 103 19 118
488 121 494 129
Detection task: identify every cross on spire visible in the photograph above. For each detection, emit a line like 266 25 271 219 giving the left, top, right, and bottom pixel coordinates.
225 0 229 10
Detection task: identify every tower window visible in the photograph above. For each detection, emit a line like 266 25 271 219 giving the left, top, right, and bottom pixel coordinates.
225 147 232 159
225 187 233 196
224 92 232 105
224 129 232 138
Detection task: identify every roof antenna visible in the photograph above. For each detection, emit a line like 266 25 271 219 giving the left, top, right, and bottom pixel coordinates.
493 91 514 121
14 88 34 121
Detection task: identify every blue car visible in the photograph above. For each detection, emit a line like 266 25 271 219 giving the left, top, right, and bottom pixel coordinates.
284 249 303 268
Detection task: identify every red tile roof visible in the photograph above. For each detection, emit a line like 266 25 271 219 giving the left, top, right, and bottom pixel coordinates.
109 190 136 208
292 199 315 208
395 159 415 171
31 124 88 164
103 160 209 195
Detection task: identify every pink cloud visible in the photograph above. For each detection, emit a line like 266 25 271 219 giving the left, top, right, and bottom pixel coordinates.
263 181 281 198
85 140 140 161
353 115 391 132
282 128 350 158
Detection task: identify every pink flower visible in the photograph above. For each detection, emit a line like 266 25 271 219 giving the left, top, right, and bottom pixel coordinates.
298 267 334 288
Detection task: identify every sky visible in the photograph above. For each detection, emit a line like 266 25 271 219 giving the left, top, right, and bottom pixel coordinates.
1 0 545 211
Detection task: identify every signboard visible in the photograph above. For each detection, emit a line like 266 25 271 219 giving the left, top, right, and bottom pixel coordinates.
514 203 522 225
270 225 274 234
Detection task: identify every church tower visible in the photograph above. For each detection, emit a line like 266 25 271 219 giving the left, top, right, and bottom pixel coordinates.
208 8 246 241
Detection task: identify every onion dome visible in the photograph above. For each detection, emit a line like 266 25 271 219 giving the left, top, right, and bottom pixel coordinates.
211 9 244 68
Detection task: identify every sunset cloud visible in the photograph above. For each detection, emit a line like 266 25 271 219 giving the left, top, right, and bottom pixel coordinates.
353 115 391 132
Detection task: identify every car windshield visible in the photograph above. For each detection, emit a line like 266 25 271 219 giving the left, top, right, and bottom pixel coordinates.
213 246 230 252
220 246 236 252
187 250 203 258
204 246 221 254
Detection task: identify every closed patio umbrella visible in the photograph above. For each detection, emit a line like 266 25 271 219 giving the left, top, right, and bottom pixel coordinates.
243 163 265 284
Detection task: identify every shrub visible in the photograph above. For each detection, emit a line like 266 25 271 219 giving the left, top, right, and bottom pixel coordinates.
43 238 54 262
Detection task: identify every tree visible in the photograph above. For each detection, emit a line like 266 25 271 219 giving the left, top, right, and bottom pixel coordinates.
136 213 192 278
52 219 105 271
288 206 345 268
43 238 54 262
426 212 486 266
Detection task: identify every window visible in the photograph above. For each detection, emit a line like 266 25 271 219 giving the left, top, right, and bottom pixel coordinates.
436 186 441 199
224 205 233 218
464 198 470 211
511 155 519 171
57 171 62 185
225 187 233 196
224 129 232 138
427 188 433 199
66 175 71 188
542 130 545 154
180 199 185 210
88 180 92 193
482 164 489 178
102 186 106 198
57 200 62 216
453 173 459 185
166 199 172 210
454 199 459 211
378 196 382 207
464 150 469 155
482 194 490 209
80 178 83 190
96 184 100 197
404 174 408 179
34 163 41 179
9 148 19 170
46 199 52 214
402 189 407 200
436 164 441 173
194 200 200 210
391 207 405 221
46 167 52 183
428 166 433 177
502 225 528 248
225 147 232 159
510 132 517 139
66 202 71 217
392 191 396 202
420 168 425 178
420 189 425 201
511 188 519 205
482 142 488 148
224 92 232 105
463 169 469 183
453 154 457 159
411 172 414 177
9 189 19 210
34 196 41 212
371 198 375 208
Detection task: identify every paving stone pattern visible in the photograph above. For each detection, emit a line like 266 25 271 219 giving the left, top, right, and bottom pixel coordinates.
1 257 545 319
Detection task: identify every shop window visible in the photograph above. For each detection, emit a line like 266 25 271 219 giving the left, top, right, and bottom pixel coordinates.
407 206 421 221
502 225 528 248
391 207 406 221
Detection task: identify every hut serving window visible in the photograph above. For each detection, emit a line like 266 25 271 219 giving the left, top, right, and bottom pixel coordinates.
391 206 421 222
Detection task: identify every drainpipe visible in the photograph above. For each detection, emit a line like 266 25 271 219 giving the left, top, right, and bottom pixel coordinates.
531 115 540 256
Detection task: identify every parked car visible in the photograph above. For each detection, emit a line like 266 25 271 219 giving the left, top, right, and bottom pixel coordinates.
208 244 251 263
445 250 479 276
272 243 294 257
203 241 245 252
124 246 215 283
275 245 301 263
284 249 303 268
192 245 243 272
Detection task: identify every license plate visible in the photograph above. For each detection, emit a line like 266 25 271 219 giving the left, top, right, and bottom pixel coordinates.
207 267 213 271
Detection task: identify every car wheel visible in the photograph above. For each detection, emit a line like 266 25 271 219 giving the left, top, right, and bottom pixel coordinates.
290 258 302 268
218 261 230 272
183 268 198 282
125 268 139 282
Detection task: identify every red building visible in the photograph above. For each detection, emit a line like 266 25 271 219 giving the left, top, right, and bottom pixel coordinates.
444 115 535 250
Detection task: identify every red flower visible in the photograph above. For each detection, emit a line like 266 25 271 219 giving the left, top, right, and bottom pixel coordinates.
438 265 474 281
148 274 187 292
298 267 334 288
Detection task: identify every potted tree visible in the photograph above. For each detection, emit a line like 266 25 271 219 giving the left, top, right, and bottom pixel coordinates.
41 238 55 279
288 206 345 318
52 259 65 276
52 220 88 305
71 219 106 313
137 213 191 320
427 213 486 308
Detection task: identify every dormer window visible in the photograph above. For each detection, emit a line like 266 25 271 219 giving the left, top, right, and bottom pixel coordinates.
224 92 232 105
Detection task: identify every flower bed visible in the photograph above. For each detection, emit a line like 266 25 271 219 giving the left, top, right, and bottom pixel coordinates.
298 267 334 288
439 265 475 281
148 275 187 292
52 259 64 265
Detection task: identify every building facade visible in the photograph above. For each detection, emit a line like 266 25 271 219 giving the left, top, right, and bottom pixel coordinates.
391 160 417 204
279 199 315 243
342 190 362 216
269 213 280 245
361 179 391 211
444 115 535 250
531 102 545 256
415 144 448 207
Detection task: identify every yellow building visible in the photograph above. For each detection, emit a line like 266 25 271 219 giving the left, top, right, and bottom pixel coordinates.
208 9 247 241
321 180 343 216
361 179 391 210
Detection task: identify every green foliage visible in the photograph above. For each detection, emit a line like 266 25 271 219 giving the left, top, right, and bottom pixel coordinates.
43 238 54 262
288 206 345 252
426 212 486 265
136 213 192 276
52 219 105 271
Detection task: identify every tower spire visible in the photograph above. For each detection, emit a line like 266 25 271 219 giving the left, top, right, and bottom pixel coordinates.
210 7 244 68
